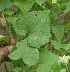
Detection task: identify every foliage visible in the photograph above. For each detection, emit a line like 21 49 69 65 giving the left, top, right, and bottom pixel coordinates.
0 0 10 12
0 0 70 72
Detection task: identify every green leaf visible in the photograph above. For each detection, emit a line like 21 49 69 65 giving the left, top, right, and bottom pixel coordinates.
52 24 64 42
12 59 24 68
64 23 70 31
28 69 35 72
3 10 14 15
9 40 39 66
6 17 17 24
62 44 70 50
13 10 51 48
35 0 46 6
0 0 10 12
51 63 61 72
59 69 66 72
51 40 62 50
13 67 20 72
28 11 51 48
23 66 30 72
15 0 35 14
64 1 70 14
51 40 70 50
36 50 59 72
32 3 44 11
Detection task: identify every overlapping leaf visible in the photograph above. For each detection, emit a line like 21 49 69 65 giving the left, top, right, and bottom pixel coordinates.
51 40 62 50
52 24 64 42
9 40 39 66
15 0 35 14
13 10 51 48
36 50 59 72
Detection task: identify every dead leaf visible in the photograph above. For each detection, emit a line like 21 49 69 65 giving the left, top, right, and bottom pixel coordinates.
0 46 13 63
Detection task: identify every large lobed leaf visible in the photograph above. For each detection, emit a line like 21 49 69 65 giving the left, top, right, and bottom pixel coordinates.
8 40 39 66
13 10 51 48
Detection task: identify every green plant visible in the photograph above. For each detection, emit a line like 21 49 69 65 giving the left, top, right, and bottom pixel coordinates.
0 0 70 72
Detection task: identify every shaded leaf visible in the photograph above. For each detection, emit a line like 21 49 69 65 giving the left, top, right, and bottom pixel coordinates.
52 24 64 42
